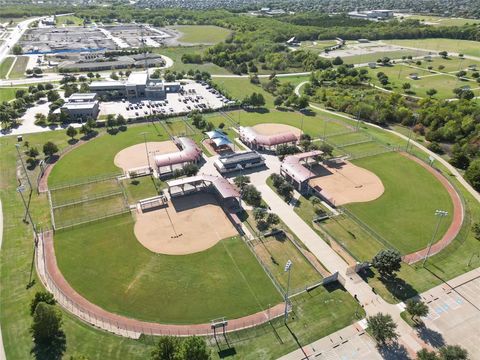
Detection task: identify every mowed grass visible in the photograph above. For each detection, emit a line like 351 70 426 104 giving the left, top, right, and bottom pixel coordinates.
368 64 470 99
156 46 231 75
55 15 84 26
50 178 121 206
400 14 480 27
384 38 480 58
0 87 22 102
48 125 170 185
340 50 427 65
9 56 29 79
347 152 453 254
54 215 281 323
415 57 480 73
252 234 322 292
0 56 14 78
122 176 161 204
299 40 337 53
172 25 231 44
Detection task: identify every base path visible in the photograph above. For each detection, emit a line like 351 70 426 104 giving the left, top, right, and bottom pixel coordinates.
401 152 464 264
36 230 284 337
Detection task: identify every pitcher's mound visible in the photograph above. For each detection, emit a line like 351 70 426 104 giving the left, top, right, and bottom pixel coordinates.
134 193 238 255
114 141 179 172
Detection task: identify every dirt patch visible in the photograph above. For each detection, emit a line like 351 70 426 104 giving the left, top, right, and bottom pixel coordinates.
252 123 302 137
308 160 384 206
114 141 178 172
134 192 238 255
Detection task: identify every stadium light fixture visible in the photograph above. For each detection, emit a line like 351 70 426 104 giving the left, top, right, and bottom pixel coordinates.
284 260 292 322
423 210 448 266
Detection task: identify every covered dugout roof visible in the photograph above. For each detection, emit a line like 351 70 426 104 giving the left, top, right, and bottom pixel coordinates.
281 150 323 183
154 137 202 168
167 174 240 199
239 126 298 147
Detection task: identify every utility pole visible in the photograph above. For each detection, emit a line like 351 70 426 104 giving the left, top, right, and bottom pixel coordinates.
423 210 448 266
406 113 418 153
15 143 33 221
284 260 292 323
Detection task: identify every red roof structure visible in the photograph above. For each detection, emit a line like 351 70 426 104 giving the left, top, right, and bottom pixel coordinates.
280 150 323 183
167 174 240 199
154 137 202 168
239 127 298 147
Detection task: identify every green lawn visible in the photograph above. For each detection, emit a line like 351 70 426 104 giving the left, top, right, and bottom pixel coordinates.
384 38 480 58
50 178 121 205
368 64 471 99
55 15 84 26
55 215 281 324
122 176 161 204
347 152 453 254
414 57 480 73
277 75 311 87
0 57 14 79
210 283 364 360
156 46 231 75
399 14 480 27
0 87 23 102
172 25 231 44
9 56 29 79
340 50 428 65
298 40 338 54
212 77 276 106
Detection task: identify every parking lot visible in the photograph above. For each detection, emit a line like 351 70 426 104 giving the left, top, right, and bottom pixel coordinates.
419 273 480 357
99 81 231 119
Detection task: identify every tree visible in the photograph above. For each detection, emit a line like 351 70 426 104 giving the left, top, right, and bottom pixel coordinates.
47 90 60 102
277 182 294 202
179 336 211 360
253 208 266 221
182 163 198 176
319 143 334 157
371 249 402 279
426 88 437 97
367 313 398 344
439 345 468 360
106 114 117 128
465 159 480 191
66 126 78 140
332 56 343 65
43 141 59 158
27 147 39 158
472 222 480 240
12 44 23 55
116 114 127 126
405 299 429 323
402 83 411 90
30 291 56 316
151 336 181 360
266 213 280 228
234 175 250 190
439 51 448 59
30 302 63 345
241 185 262 207
417 349 440 360
270 173 284 188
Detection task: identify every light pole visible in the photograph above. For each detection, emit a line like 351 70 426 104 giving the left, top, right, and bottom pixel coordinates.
15 143 33 190
139 132 151 170
406 113 418 153
284 259 292 323
423 210 448 266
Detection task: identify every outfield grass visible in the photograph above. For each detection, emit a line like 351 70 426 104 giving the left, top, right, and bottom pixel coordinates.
0 57 14 78
9 56 29 79
156 46 231 75
50 178 121 205
172 25 231 44
384 39 480 58
54 215 281 323
347 152 453 254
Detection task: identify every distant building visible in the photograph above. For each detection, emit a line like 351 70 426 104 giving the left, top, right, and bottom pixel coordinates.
42 16 56 26
89 72 181 100
348 10 394 20
368 62 377 69
286 37 300 47
358 39 370 43
60 93 99 120
409 73 420 80
58 53 166 72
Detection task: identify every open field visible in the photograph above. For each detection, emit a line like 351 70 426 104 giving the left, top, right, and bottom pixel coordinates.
50 178 121 205
414 56 480 73
8 56 29 79
298 40 337 53
54 215 281 324
172 25 231 44
347 152 453 254
0 57 14 78
397 14 480 27
156 46 231 75
368 64 474 98
0 87 21 102
383 39 480 58
55 15 84 27
341 50 426 65
122 176 161 204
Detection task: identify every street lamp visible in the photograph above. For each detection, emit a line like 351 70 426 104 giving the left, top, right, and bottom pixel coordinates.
423 210 448 266
284 259 293 323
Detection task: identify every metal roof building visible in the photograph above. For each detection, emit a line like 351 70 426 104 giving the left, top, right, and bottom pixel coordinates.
154 137 202 177
280 150 323 193
239 126 299 150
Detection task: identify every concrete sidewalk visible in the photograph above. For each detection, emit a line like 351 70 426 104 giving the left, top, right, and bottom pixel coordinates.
0 198 6 360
